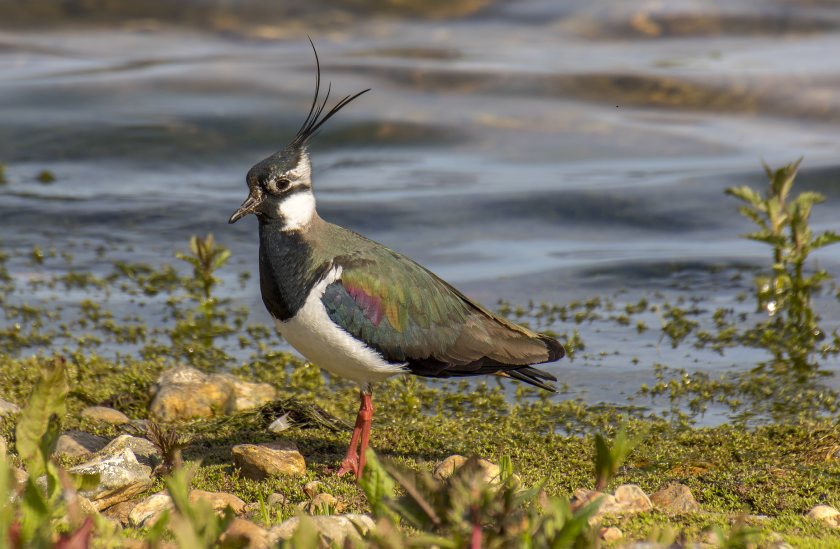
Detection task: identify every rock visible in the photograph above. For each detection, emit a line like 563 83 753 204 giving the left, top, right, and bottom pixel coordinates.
309 493 342 514
476 459 502 485
571 488 618 515
149 366 277 422
74 495 100 518
600 526 623 542
650 483 701 513
268 492 289 507
613 484 653 513
129 493 173 528
221 518 270 549
432 455 500 484
190 490 246 515
268 514 375 545
0 399 20 416
807 504 840 528
103 499 137 527
81 406 130 426
223 374 278 412
69 448 152 511
232 441 306 480
149 368 229 421
100 435 161 468
55 431 109 458
433 455 467 480
304 480 325 499
571 485 651 522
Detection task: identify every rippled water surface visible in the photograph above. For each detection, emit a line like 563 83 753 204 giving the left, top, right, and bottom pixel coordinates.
2 0 840 420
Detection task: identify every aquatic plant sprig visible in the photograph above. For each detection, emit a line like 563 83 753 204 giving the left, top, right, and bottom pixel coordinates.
726 159 840 380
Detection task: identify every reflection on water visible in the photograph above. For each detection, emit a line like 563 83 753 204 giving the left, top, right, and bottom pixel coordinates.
1 0 839 419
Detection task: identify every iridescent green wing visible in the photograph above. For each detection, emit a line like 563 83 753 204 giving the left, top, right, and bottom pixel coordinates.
322 246 562 374
322 247 469 362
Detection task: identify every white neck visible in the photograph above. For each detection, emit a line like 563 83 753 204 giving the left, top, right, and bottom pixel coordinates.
277 189 317 231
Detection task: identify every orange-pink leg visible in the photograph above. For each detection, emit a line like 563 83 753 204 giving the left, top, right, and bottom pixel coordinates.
336 391 373 479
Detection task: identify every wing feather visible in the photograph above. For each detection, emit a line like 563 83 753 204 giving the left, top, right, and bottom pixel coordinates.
320 247 563 385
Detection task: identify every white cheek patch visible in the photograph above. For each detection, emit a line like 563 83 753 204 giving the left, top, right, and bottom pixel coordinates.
277 190 317 231
287 154 311 182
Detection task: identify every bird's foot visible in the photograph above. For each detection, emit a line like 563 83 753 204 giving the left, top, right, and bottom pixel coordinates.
336 456 359 477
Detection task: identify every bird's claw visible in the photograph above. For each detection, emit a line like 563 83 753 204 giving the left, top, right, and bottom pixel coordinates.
336 456 358 477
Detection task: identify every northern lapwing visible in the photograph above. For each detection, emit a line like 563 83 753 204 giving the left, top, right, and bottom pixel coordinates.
229 44 564 478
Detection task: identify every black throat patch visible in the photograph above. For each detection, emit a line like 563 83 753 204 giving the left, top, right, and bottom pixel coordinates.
258 219 329 321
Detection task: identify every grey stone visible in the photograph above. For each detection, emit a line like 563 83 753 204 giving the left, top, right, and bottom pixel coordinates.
100 435 161 467
54 430 109 458
69 448 153 511
129 493 173 528
650 483 701 513
268 514 375 545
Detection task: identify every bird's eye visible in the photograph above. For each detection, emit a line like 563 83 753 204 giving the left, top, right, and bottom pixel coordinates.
265 177 292 193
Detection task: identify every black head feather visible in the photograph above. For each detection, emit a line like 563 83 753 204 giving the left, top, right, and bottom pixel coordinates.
291 38 370 148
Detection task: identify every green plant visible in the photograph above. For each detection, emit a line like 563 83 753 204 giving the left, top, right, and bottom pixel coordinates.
8 357 100 548
146 420 187 475
726 159 840 380
359 449 602 549
594 425 642 491
164 464 238 548
170 233 245 370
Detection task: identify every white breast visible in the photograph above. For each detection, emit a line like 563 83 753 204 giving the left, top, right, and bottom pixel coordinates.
273 265 406 387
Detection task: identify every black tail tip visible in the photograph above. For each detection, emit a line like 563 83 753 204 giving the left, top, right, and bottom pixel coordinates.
539 334 566 361
507 366 558 392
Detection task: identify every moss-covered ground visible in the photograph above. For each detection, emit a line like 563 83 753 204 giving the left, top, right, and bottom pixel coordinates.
1 351 839 546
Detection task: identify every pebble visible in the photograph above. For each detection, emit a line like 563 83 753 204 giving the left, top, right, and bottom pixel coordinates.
434 455 467 480
80 406 130 425
221 518 270 549
432 455 501 484
600 526 623 542
128 493 173 528
268 492 289 507
99 434 161 468
0 399 20 417
189 490 246 515
571 484 652 523
650 483 701 513
267 514 375 545
309 493 341 514
54 430 109 458
102 499 137 527
69 448 153 511
232 441 306 480
303 480 325 499
807 504 840 528
149 366 276 422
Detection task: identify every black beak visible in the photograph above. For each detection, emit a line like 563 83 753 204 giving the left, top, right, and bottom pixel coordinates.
229 194 263 224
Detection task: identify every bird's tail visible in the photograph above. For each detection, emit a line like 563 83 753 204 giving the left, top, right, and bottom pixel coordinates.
506 366 558 392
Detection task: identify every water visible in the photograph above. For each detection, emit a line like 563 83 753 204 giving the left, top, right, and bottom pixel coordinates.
2 1 840 421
